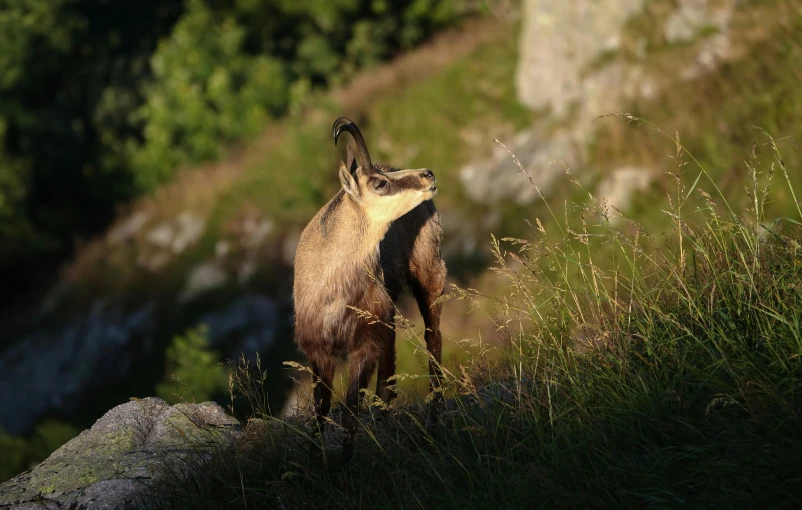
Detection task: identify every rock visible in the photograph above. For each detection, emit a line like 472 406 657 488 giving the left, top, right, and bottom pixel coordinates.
459 130 579 205
179 260 228 303
0 302 156 435
106 211 151 245
0 398 241 509
664 0 708 43
240 217 273 249
664 0 738 80
680 32 732 80
199 294 280 360
595 166 653 213
140 251 171 272
469 0 744 210
515 0 645 117
171 212 206 254
145 211 207 256
664 0 735 44
215 240 230 258
466 0 647 206
145 223 174 249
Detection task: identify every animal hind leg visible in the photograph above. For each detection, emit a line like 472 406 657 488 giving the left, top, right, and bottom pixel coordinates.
311 358 335 437
343 348 376 461
375 315 397 407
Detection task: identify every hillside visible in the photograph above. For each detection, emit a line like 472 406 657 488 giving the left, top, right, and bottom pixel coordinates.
2 0 802 492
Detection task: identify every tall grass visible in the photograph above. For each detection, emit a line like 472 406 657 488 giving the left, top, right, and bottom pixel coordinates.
158 122 802 509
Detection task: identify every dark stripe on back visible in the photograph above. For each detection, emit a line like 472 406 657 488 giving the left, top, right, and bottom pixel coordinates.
320 189 344 236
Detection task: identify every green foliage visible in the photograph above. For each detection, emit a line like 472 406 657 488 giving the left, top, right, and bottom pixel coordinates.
0 0 183 292
0 121 40 270
156 325 228 405
126 0 472 191
0 430 27 482
0 0 77 91
0 0 471 291
0 420 79 483
129 0 289 190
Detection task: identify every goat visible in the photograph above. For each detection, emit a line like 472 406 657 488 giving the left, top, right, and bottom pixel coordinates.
293 117 446 458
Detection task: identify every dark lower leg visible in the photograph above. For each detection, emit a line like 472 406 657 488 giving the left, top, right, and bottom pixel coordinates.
343 359 373 460
311 360 334 436
422 304 443 429
376 320 397 406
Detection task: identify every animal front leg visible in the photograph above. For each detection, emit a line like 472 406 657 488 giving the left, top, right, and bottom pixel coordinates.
411 276 445 429
406 213 447 430
421 301 443 430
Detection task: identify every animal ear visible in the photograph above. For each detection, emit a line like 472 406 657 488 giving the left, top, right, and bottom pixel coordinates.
339 161 360 199
345 144 357 174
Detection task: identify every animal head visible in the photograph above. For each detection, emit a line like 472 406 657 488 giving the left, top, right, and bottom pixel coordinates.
333 117 437 226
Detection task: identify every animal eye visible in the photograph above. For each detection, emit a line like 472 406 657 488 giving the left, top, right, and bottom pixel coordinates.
375 180 387 189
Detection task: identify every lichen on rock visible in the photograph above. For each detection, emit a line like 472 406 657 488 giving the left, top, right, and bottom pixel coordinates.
0 398 241 509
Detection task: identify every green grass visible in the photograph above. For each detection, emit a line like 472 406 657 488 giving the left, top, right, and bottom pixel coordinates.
153 125 802 509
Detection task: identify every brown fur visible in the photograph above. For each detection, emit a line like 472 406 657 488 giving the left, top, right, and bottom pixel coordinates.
293 132 446 459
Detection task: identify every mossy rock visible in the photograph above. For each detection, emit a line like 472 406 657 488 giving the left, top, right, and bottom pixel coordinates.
0 397 240 509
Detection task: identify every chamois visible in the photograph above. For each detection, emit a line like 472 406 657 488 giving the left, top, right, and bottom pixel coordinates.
293 117 446 457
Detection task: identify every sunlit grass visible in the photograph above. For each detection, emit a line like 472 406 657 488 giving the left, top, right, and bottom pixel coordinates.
156 120 802 508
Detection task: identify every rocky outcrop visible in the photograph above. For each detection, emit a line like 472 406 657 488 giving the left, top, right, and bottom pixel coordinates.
200 293 280 361
0 302 157 435
461 0 742 209
139 211 207 272
0 293 281 436
0 398 240 509
595 166 653 214
462 0 646 207
460 130 579 205
515 0 645 117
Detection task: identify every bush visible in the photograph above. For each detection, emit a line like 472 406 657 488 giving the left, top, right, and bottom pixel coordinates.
0 0 183 291
129 0 290 190
0 420 79 484
156 325 229 405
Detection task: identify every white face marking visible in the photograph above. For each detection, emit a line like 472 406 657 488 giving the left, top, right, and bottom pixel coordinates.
357 168 436 227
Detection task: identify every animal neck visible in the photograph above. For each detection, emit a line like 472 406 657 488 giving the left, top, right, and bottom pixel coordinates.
335 195 392 264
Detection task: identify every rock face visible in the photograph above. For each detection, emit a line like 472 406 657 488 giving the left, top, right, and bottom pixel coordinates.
595 166 653 213
0 302 157 435
462 0 646 207
461 0 742 210
0 398 240 509
664 0 735 45
460 130 579 205
515 0 646 117
0 292 282 436
200 294 281 360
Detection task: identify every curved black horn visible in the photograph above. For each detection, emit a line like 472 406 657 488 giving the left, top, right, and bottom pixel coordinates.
332 117 374 173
